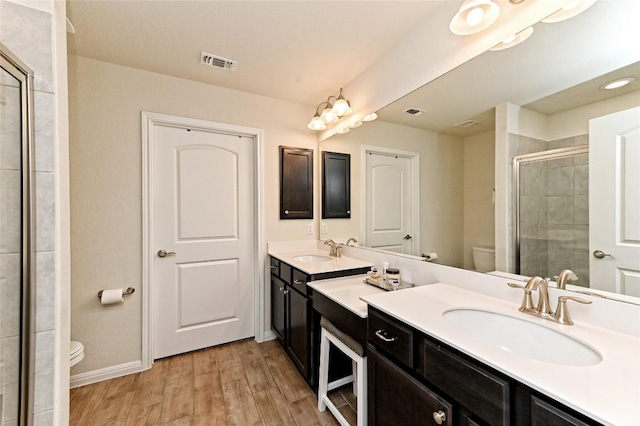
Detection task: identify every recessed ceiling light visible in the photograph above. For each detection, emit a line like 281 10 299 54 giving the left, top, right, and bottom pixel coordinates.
601 77 635 90
489 26 533 51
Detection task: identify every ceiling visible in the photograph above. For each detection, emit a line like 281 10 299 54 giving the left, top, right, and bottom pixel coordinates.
65 0 444 107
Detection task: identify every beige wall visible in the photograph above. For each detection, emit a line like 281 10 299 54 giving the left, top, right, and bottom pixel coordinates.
320 120 464 267
463 130 495 269
68 54 317 375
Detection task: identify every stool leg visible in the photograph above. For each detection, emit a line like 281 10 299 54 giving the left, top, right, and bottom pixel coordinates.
317 328 330 411
352 359 357 396
356 356 367 426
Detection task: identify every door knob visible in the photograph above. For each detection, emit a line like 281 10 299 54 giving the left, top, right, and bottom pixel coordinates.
157 249 176 258
593 250 613 259
403 234 412 240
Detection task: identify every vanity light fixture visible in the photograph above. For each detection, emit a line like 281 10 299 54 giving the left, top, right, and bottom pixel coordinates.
450 0 500 36
362 112 378 122
489 26 533 51
307 88 352 131
541 0 597 24
337 127 351 134
349 121 363 129
601 77 635 90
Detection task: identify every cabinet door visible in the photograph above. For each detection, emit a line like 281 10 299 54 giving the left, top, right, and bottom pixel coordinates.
368 346 452 426
280 146 313 219
286 286 310 379
271 276 286 343
322 151 351 218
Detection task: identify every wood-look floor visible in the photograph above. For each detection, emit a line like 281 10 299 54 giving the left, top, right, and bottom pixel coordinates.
70 339 358 426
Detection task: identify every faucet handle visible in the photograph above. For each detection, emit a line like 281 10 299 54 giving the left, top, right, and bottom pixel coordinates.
553 295 592 325
507 282 534 312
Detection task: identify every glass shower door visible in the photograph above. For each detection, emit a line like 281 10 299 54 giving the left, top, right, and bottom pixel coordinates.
1 44 34 425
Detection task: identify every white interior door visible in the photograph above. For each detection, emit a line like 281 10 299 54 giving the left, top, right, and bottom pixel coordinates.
364 149 416 254
589 106 640 297
153 124 255 359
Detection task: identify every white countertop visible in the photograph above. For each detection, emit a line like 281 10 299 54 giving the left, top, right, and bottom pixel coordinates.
307 275 386 318
361 283 640 426
269 248 373 275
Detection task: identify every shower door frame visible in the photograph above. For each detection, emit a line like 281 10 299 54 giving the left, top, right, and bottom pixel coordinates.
0 42 36 425
512 145 589 275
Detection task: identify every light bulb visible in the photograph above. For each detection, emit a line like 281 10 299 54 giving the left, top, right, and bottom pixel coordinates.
466 7 484 26
332 98 352 116
321 106 339 123
307 114 326 130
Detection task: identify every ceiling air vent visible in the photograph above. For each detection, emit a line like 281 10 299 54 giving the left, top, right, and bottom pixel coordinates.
405 108 427 116
454 119 479 128
200 52 237 71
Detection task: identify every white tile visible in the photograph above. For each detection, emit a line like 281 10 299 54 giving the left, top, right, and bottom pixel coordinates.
0 253 21 339
36 251 56 332
35 172 55 252
0 1 53 93
1 336 21 422
34 91 55 172
0 170 22 254
34 330 55 413
0 83 22 172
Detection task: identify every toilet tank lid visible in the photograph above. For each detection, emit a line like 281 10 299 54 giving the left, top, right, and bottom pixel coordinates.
70 340 84 356
472 246 495 253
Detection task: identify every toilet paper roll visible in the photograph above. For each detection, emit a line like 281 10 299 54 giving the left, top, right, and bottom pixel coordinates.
100 288 124 305
424 252 438 262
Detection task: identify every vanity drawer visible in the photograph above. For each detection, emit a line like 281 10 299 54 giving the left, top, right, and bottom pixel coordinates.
368 308 414 369
269 257 280 276
291 269 309 295
422 337 510 426
280 262 292 285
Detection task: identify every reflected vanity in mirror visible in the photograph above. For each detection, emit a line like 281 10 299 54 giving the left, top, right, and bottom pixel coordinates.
319 1 640 303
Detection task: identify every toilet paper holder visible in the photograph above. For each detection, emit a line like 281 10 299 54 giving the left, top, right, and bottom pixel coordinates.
98 287 135 299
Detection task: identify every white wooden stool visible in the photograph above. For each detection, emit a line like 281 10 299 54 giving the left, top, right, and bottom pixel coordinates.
317 317 367 426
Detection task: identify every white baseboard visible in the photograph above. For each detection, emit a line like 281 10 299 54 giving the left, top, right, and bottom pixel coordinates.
261 330 276 342
70 360 146 388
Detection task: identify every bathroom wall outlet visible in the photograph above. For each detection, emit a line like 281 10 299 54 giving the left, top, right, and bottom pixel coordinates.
307 223 313 235
321 222 328 234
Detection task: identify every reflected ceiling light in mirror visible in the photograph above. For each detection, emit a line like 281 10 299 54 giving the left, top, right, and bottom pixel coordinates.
362 112 377 121
337 127 350 134
450 0 500 35
307 88 352 131
489 26 534 51
601 77 635 90
349 121 363 129
541 0 597 23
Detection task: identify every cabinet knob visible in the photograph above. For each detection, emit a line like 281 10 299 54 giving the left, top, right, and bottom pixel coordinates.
284 210 289 215
432 410 447 425
279 287 284 292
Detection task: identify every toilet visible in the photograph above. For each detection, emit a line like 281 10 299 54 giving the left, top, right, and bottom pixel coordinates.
70 341 85 367
472 246 495 272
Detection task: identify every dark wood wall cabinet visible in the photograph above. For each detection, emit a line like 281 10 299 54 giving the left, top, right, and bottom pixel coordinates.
280 146 313 219
367 307 603 426
322 151 351 219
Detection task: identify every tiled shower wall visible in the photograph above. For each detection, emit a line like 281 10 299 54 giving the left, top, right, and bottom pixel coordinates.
1 1 57 424
509 133 590 287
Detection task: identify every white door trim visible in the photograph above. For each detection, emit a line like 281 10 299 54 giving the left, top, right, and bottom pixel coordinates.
141 111 265 369
361 145 420 255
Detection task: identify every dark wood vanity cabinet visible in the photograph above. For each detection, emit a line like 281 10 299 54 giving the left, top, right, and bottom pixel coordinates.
280 146 313 219
367 307 603 426
269 257 312 381
322 151 351 219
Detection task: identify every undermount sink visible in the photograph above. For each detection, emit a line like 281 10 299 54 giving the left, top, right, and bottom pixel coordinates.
292 255 333 263
442 308 602 366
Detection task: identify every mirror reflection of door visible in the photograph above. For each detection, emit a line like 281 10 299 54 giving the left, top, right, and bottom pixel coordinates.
364 147 419 254
589 106 640 297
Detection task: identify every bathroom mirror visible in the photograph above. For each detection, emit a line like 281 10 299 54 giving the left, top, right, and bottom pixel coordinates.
319 1 640 302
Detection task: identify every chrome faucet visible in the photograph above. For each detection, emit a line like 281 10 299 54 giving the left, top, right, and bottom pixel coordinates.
554 269 578 289
508 276 592 325
346 237 358 247
324 239 341 257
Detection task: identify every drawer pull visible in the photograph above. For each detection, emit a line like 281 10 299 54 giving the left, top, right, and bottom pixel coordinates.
293 279 304 285
270 265 277 269
432 410 447 425
375 330 398 342
279 287 284 292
